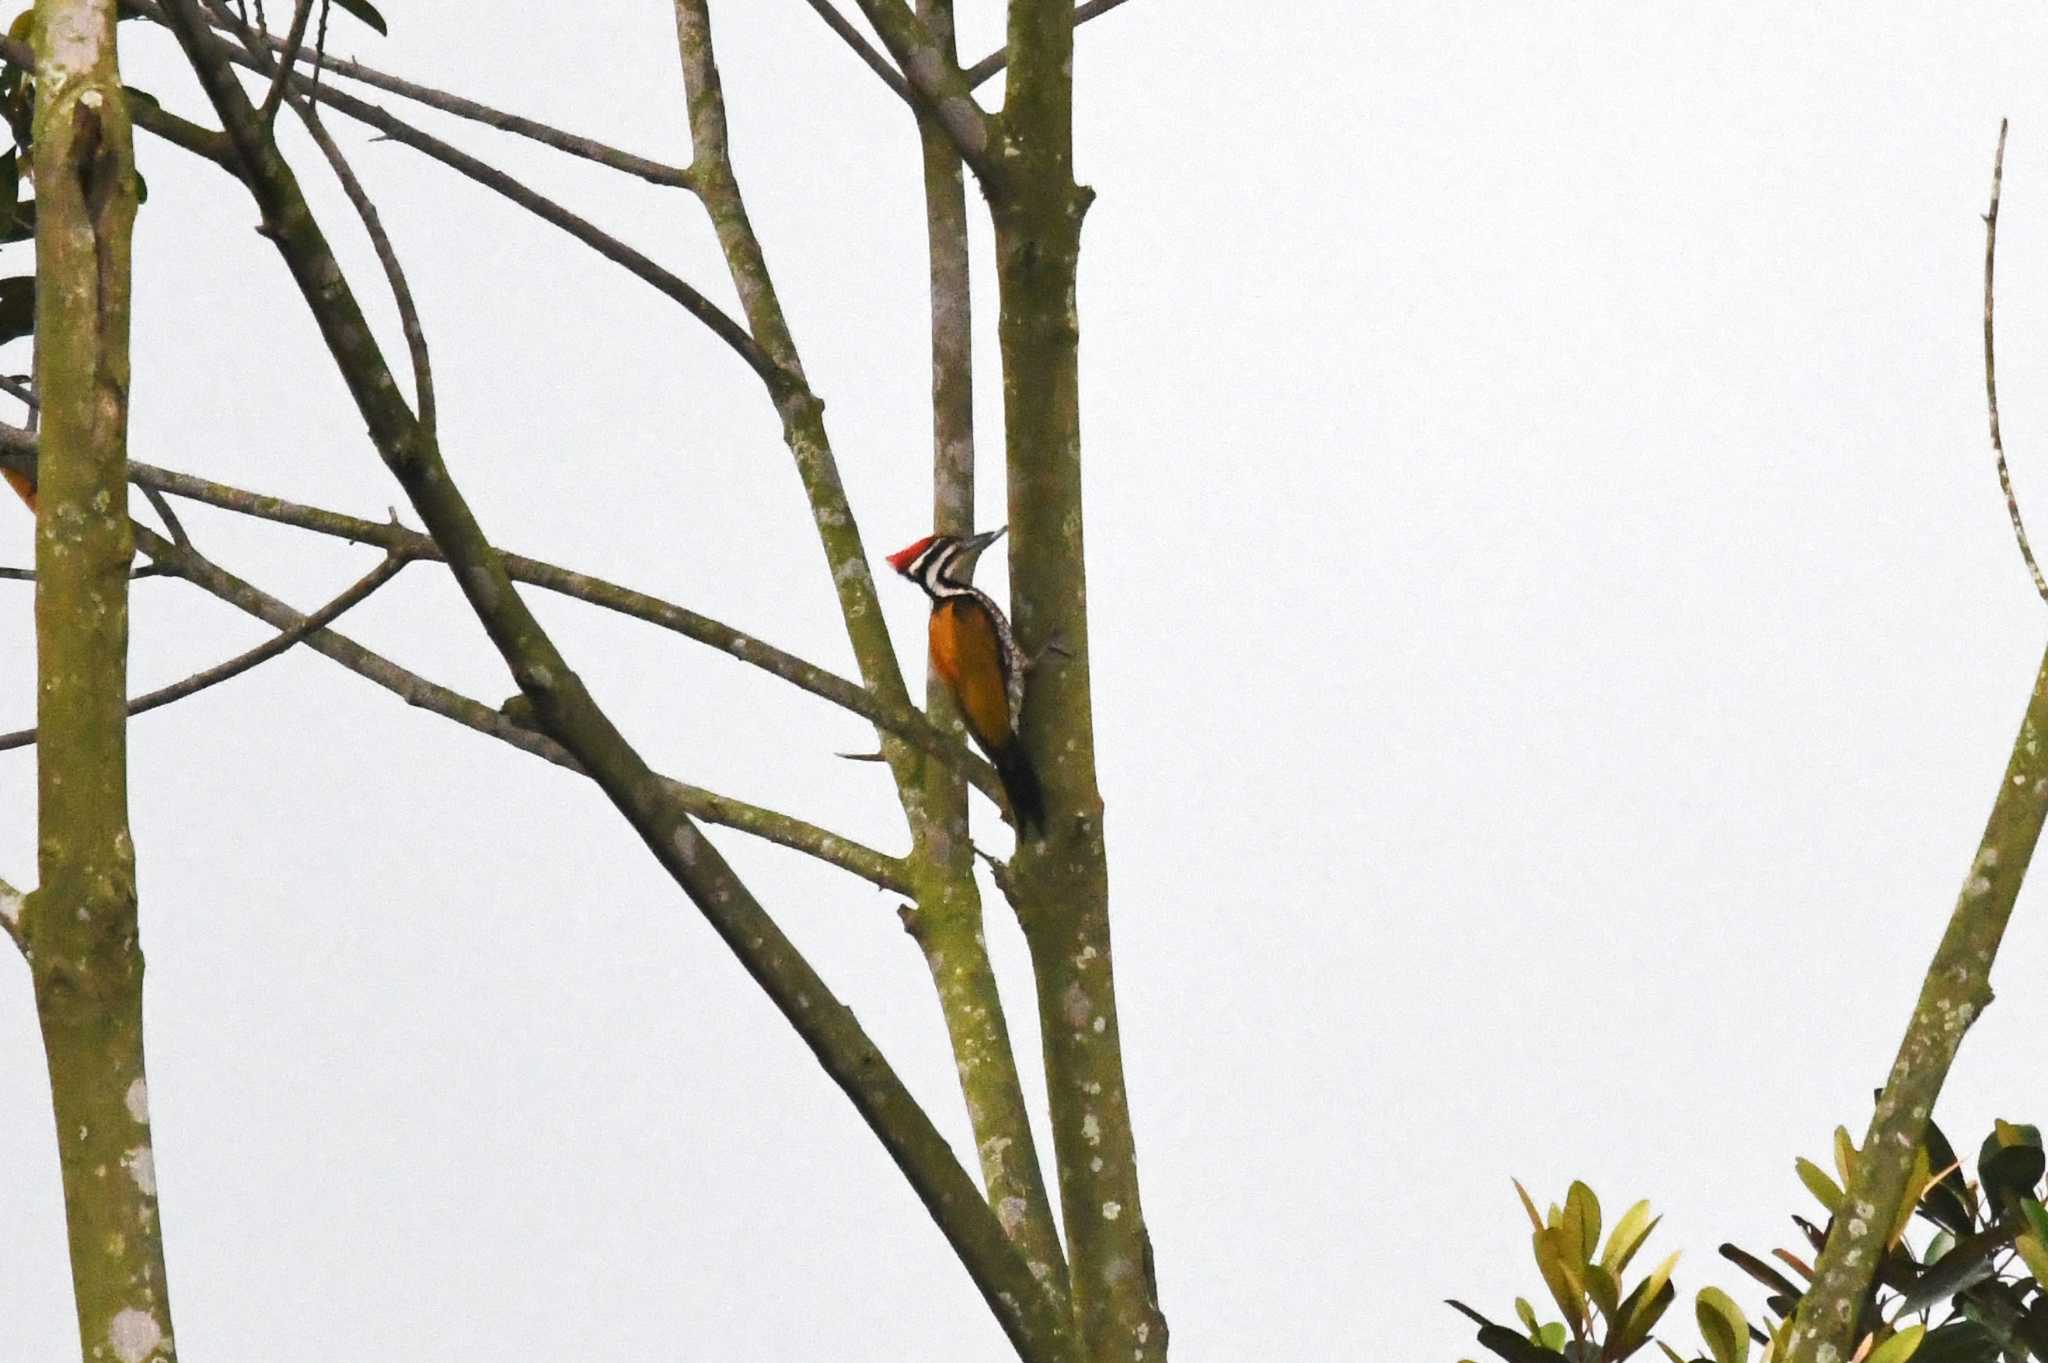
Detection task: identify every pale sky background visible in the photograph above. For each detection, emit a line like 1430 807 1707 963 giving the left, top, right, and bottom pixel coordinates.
6 3 2048 1359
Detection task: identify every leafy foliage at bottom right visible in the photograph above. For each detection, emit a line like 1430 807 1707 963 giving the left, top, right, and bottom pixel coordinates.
1450 1115 2048 1363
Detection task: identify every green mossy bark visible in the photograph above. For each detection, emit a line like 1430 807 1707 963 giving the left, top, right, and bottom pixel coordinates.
1786 641 2048 1363
907 0 1069 1305
22 2 173 1359
994 2 1166 1357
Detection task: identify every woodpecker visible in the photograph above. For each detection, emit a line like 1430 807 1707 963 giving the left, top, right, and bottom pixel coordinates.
887 527 1044 833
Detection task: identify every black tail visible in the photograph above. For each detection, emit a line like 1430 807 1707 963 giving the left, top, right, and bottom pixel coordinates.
992 743 1046 833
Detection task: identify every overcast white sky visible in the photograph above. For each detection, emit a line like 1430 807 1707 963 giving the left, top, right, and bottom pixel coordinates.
8 3 2048 1359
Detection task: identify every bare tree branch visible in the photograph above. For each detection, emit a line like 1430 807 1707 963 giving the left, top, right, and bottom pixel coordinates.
801 0 908 100
674 1 935 816
293 98 436 429
221 6 695 186
804 0 1138 100
1982 119 2047 604
122 0 779 390
963 0 1132 88
140 483 191 547
140 11 1070 1346
843 0 999 183
256 0 311 125
0 430 1010 807
127 525 912 890
0 875 23 957
0 546 408 752
0 32 241 168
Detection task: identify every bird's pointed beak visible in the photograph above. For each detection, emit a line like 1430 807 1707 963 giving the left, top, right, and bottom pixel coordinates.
959 525 1007 560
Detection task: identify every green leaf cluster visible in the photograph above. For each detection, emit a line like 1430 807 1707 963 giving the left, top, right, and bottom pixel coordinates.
1453 1121 2048 1363
1448 1180 1676 1363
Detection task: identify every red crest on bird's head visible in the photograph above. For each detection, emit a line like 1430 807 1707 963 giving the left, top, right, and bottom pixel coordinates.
887 535 937 574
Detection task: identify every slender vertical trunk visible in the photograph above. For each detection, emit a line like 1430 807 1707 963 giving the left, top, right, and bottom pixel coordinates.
995 2 1166 1356
906 0 1070 1312
21 1 171 1358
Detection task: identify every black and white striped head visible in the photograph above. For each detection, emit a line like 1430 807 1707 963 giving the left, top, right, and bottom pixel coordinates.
886 527 1005 599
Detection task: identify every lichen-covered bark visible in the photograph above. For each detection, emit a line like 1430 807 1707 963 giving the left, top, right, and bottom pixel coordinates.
1785 642 2048 1363
906 0 1070 1314
20 2 172 1359
993 2 1166 1357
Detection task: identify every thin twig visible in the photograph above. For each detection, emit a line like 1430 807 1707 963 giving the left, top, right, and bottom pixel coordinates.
123 0 775 388
294 101 436 430
309 0 328 89
963 0 1134 88
216 6 694 186
0 546 408 751
844 0 998 182
0 374 36 412
1983 119 2047 603
675 1 936 816
257 0 313 126
126 525 911 891
801 0 909 99
0 426 1007 804
807 0 1137 100
140 484 191 547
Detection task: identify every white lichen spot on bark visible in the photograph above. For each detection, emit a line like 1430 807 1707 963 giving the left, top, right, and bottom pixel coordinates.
122 1145 155 1197
106 1306 163 1363
1103 1200 1122 1220
0 882 22 927
998 1196 1027 1233
671 823 700 867
464 565 499 610
1966 875 1993 898
1062 981 1090 1027
1082 1112 1101 1145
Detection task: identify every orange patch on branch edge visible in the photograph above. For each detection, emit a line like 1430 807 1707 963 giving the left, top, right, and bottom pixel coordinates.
2 466 32 512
